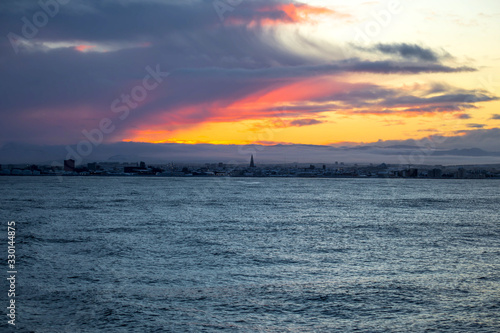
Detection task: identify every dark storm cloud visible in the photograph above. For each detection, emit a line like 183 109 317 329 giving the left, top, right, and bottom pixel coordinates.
289 119 324 127
178 59 475 79
354 43 452 62
467 123 486 128
341 60 473 74
0 0 300 43
305 85 495 115
375 92 496 108
372 43 444 62
357 128 500 152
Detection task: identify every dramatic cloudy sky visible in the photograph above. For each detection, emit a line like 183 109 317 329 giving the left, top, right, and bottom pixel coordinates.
1 0 500 164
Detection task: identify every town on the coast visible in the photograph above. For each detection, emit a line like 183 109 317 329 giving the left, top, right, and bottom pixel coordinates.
1 155 500 179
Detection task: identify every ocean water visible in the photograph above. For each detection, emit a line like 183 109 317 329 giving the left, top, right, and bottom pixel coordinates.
1 177 499 332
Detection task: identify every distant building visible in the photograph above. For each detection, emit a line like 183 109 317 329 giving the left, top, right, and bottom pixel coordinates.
429 168 442 178
250 155 255 168
457 168 466 179
124 166 138 173
400 168 418 178
139 161 146 169
87 162 97 171
64 159 75 172
408 168 418 178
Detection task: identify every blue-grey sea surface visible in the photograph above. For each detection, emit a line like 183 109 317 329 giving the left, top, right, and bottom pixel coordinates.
1 177 499 332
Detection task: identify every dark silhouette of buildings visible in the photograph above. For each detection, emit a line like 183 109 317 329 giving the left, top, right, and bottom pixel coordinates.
457 168 466 179
429 168 442 178
64 159 75 172
87 162 97 171
250 155 255 168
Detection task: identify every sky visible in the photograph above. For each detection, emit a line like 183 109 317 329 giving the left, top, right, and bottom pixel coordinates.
1 0 500 164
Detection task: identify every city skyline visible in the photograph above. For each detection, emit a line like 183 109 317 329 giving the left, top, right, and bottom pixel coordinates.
1 1 500 164
3 155 500 179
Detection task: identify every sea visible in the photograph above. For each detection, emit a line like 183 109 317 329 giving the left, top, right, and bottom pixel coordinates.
1 177 499 332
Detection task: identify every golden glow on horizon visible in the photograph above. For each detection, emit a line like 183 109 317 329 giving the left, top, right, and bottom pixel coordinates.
122 69 499 145
124 100 500 146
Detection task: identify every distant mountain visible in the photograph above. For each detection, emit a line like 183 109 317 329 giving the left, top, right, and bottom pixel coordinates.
1 141 500 166
383 145 421 149
433 148 499 157
107 154 140 162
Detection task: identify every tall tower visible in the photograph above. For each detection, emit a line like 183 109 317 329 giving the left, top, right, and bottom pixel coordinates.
250 155 255 168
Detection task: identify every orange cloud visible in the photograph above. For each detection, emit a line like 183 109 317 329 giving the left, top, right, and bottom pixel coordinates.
277 3 336 22
74 44 96 52
228 3 339 27
212 77 345 121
